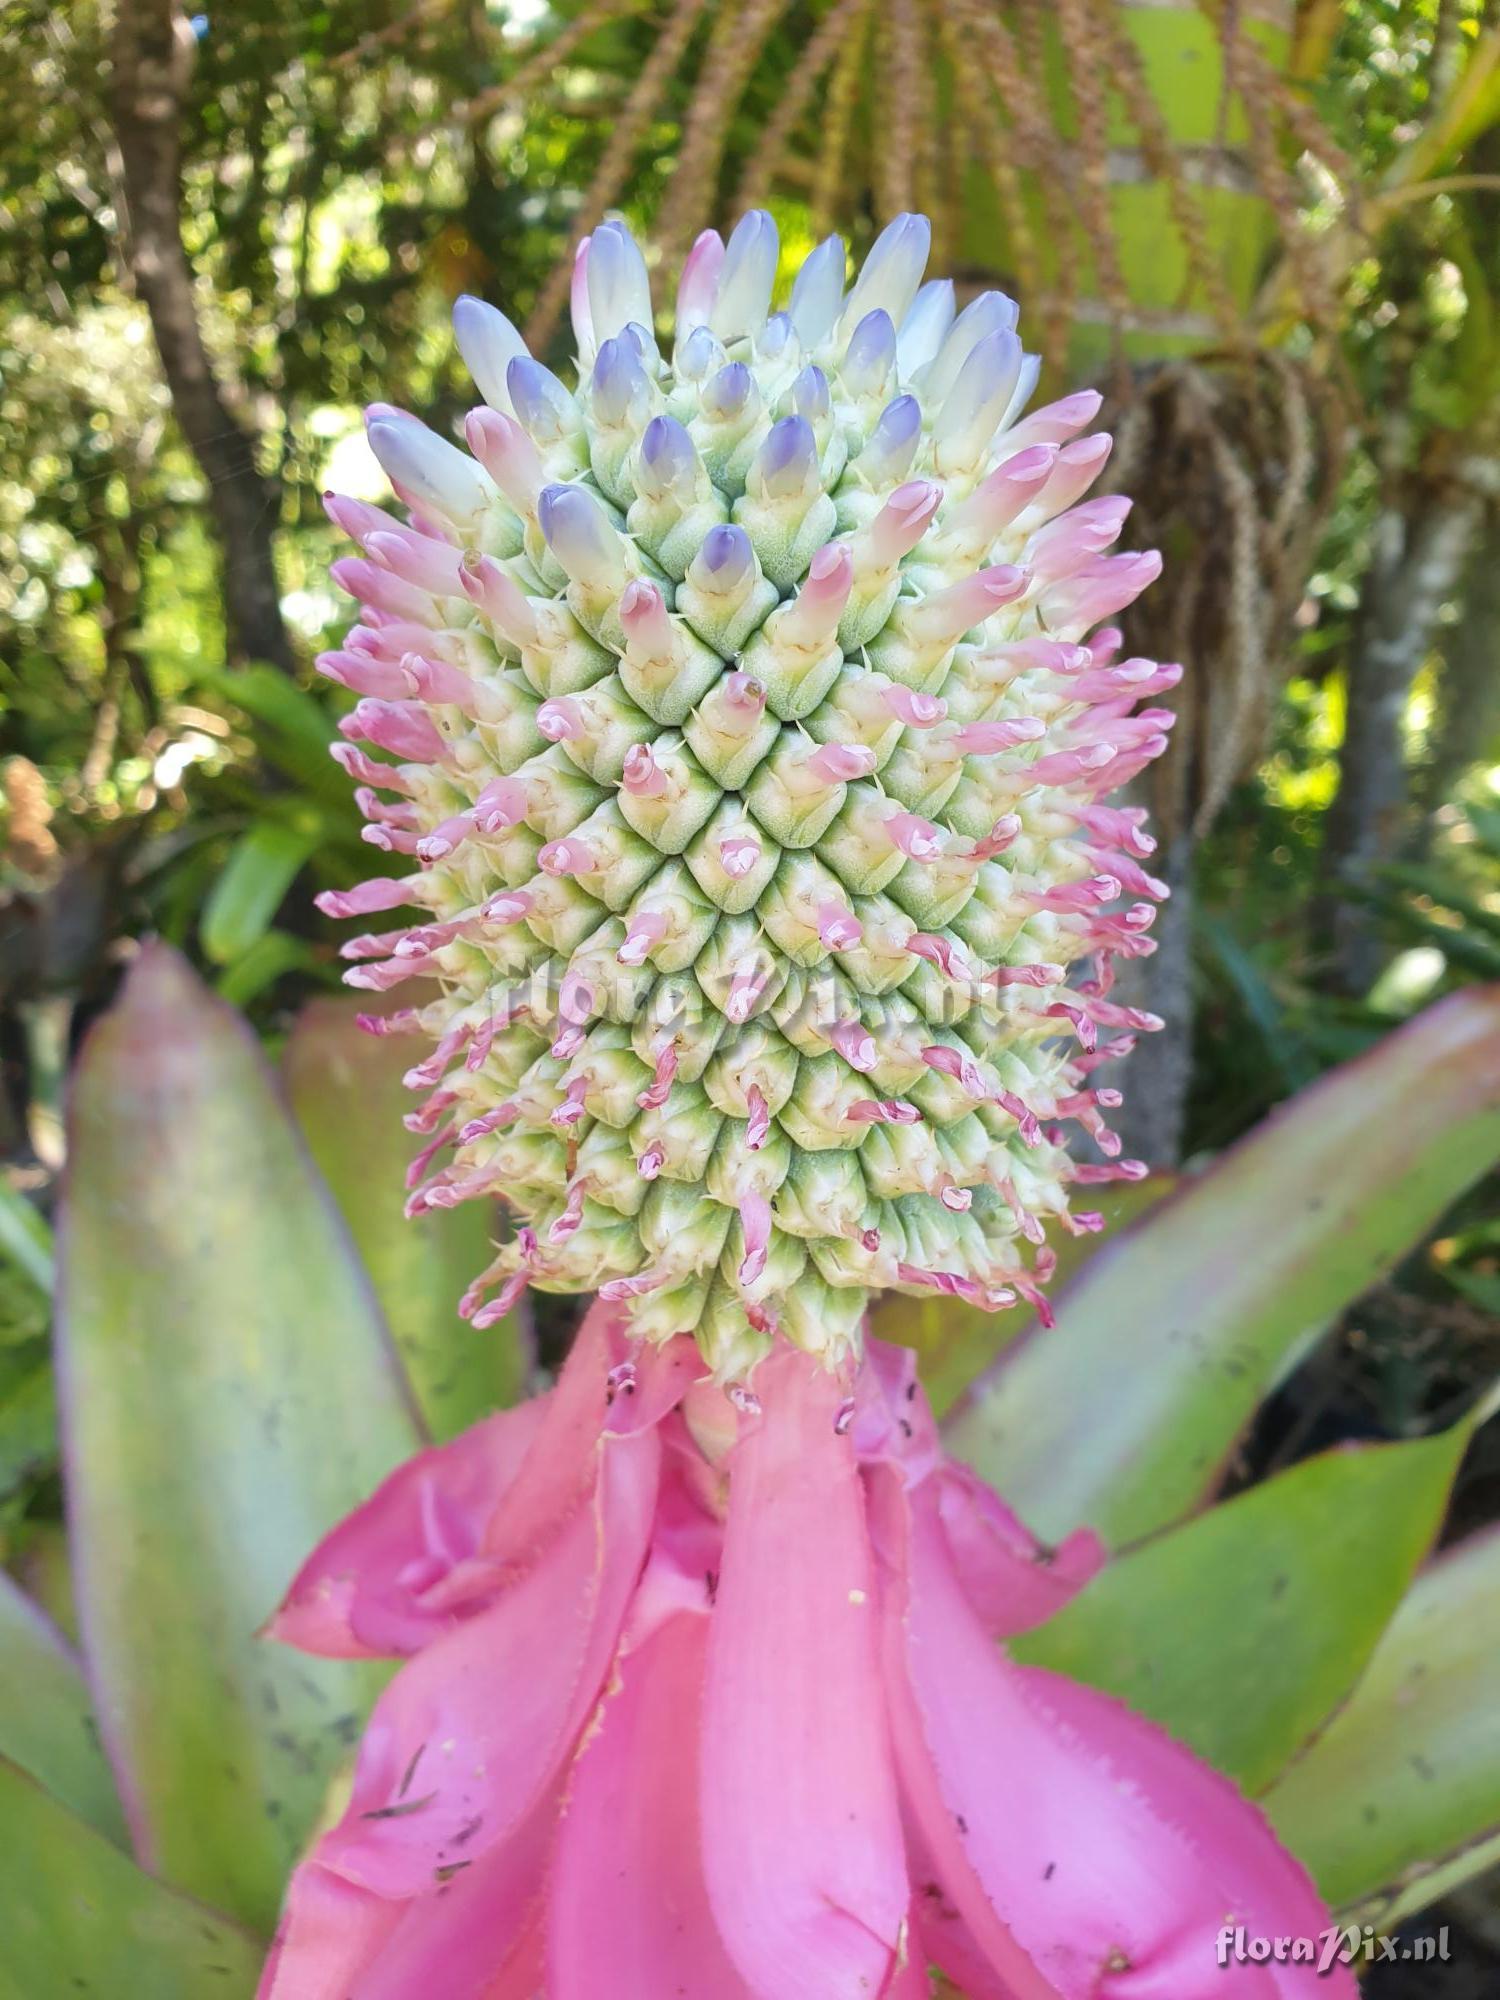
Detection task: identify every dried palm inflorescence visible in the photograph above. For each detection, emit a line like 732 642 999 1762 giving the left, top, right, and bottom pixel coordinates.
1103 351 1347 841
429 0 1349 360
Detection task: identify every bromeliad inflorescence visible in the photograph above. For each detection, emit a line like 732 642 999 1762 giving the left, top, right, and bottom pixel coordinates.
318 210 1174 1377
266 213 1353 2000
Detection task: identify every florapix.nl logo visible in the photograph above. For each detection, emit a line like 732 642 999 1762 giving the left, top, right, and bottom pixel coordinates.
1217 1923 1451 1977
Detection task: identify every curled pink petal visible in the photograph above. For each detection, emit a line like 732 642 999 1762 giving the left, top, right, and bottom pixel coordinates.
828 1019 878 1073
847 1098 921 1126
885 811 945 861
817 900 864 950
806 741 878 785
622 743 668 796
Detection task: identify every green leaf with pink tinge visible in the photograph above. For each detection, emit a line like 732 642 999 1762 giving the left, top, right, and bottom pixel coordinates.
0 1568 124 1844
283 997 528 1440
944 988 1500 1547
57 945 422 1931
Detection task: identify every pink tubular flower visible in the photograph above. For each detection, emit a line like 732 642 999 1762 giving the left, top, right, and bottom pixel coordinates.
260 1303 1351 2000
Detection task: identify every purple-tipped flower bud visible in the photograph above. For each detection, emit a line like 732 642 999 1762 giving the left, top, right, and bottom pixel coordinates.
750 415 819 499
507 356 579 448
591 335 653 428
676 229 725 340
710 208 779 342
919 288 1019 405
452 295 529 415
585 218 653 343
366 417 492 530
836 212 931 343
896 279 955 377
635 413 700 504
757 312 793 363
701 361 754 422
692 522 755 593
538 483 626 592
787 234 846 350
791 364 832 427
842 310 897 398
676 324 727 384
851 394 922 490
933 329 1025 477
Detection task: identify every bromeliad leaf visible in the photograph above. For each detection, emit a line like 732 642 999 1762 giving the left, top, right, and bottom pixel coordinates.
943 989 1500 1546
1263 1524 1500 1924
0 1569 125 1844
200 820 321 968
282 997 528 1439
57 944 422 1931
1012 1417 1476 1792
0 1756 262 1999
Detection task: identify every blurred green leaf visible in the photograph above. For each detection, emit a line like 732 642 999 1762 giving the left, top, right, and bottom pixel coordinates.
283 998 528 1438
944 989 1500 1547
202 664 334 758
0 1182 54 1295
1014 1419 1474 1791
0 1570 124 1843
58 944 422 1930
0 1757 261 1999
201 822 320 967
198 665 349 807
870 1176 1174 1418
1377 860 1500 946
0 1347 56 1502
214 928 324 1009
1264 1525 1500 1923
1199 916 1319 1091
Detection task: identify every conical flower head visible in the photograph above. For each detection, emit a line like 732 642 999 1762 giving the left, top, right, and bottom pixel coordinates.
321 212 1178 1377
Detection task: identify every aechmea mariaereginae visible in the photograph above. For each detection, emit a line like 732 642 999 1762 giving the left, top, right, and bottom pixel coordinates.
317 211 1176 1380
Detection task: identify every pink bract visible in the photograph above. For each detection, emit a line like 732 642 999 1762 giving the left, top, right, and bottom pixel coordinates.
262 1301 1351 1999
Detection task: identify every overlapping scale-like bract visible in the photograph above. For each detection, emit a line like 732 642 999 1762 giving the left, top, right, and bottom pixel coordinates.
318 212 1176 1378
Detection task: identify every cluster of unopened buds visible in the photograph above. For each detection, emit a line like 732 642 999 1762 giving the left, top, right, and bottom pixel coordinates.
317 208 1176 1379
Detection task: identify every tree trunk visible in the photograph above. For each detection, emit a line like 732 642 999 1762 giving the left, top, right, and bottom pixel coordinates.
1318 487 1483 996
1417 505 1500 834
109 0 294 672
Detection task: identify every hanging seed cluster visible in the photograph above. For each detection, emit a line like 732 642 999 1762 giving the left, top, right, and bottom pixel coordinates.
318 213 1176 1377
